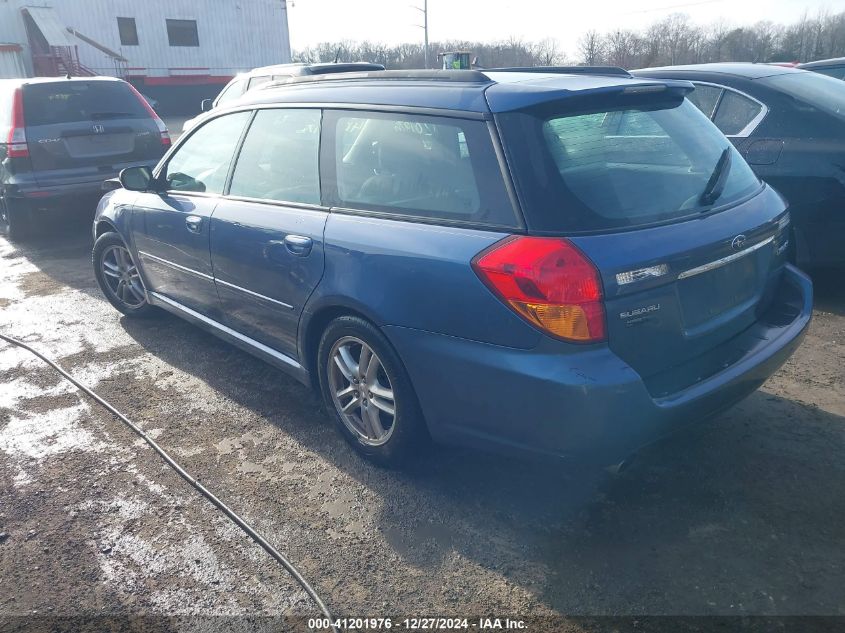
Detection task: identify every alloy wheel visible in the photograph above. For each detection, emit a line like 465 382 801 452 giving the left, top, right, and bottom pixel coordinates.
327 336 396 446
101 245 146 308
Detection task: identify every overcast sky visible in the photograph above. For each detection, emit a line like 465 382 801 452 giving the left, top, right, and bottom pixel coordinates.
286 0 838 56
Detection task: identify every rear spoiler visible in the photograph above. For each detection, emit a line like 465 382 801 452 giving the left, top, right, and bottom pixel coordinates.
485 79 695 113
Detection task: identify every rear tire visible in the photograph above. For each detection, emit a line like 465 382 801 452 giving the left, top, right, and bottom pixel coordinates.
317 316 429 466
0 196 32 241
93 232 157 318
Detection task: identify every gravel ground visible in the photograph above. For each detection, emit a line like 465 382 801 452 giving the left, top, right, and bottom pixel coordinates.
0 217 843 631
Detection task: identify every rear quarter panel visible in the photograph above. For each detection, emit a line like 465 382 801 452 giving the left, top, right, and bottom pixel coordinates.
301 213 542 356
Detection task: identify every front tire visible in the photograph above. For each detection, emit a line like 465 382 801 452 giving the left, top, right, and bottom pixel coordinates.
317 316 428 466
93 232 156 317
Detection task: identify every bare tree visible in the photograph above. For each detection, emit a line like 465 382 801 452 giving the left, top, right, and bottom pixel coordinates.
532 38 564 66
578 30 605 65
604 29 636 67
292 10 845 71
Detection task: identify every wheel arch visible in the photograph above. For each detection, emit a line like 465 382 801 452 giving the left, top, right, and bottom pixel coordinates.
94 218 119 239
299 300 380 392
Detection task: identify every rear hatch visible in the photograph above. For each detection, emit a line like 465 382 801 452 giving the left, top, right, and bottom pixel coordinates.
22 80 164 185
570 186 788 396
497 89 790 396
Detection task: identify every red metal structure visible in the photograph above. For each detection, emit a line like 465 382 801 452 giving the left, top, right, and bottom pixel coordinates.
31 45 96 77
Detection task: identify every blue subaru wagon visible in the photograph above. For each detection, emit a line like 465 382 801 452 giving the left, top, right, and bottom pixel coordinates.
92 68 812 466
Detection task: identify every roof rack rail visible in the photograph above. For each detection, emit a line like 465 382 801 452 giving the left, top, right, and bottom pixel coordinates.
487 66 633 78
261 68 492 90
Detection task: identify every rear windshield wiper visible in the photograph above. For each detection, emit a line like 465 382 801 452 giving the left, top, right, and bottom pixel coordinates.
699 147 732 207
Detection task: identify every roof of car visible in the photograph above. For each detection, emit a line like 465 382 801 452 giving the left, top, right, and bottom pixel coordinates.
633 62 804 79
798 57 845 69
234 68 693 114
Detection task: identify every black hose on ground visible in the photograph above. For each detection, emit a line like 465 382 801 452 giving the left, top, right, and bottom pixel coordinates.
0 331 339 632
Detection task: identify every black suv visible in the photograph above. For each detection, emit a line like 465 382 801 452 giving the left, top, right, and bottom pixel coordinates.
633 63 845 269
1 76 171 240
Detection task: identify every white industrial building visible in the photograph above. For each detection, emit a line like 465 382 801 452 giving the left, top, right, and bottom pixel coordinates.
0 0 292 112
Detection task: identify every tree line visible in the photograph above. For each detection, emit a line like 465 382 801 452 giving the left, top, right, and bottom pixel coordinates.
292 10 845 69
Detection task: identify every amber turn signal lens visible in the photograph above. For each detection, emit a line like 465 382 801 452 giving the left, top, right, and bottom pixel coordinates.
509 301 594 341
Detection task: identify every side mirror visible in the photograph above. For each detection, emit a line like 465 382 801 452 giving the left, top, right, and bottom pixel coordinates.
119 166 155 192
101 178 121 192
201 98 213 112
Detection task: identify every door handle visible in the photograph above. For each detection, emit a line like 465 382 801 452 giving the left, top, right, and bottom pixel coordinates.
185 215 203 234
283 234 313 256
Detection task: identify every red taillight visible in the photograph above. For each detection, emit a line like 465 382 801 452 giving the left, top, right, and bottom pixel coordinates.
125 82 171 147
7 87 28 158
472 236 606 343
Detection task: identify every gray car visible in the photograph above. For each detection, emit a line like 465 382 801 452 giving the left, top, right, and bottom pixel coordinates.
0 76 171 240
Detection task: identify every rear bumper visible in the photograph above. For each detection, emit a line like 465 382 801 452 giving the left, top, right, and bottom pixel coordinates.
4 160 156 204
385 264 812 464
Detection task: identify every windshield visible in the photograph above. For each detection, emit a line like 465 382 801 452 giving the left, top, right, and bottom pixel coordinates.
498 98 761 232
757 71 845 120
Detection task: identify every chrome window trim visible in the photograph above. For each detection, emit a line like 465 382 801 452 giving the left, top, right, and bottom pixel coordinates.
138 250 213 281
221 194 329 212
677 236 774 280
215 278 294 310
690 81 769 138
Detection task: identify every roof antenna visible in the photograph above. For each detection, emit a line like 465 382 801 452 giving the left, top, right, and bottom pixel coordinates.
66 72 71 80
334 48 340 63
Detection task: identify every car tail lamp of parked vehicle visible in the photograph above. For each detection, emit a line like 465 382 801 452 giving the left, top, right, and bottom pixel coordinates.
126 83 171 147
472 236 606 343
7 88 29 158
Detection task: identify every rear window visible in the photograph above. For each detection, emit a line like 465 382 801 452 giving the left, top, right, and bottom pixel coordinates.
498 98 761 232
757 71 845 120
22 81 148 126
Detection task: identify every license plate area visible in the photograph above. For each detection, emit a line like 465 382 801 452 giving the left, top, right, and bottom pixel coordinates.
65 133 134 158
678 254 759 330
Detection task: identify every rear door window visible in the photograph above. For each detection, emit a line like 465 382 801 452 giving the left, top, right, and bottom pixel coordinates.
328 111 518 227
712 90 764 135
22 81 148 125
163 112 251 194
228 108 321 204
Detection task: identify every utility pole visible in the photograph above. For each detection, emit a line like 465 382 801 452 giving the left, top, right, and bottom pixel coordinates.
412 0 429 68
424 0 429 69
